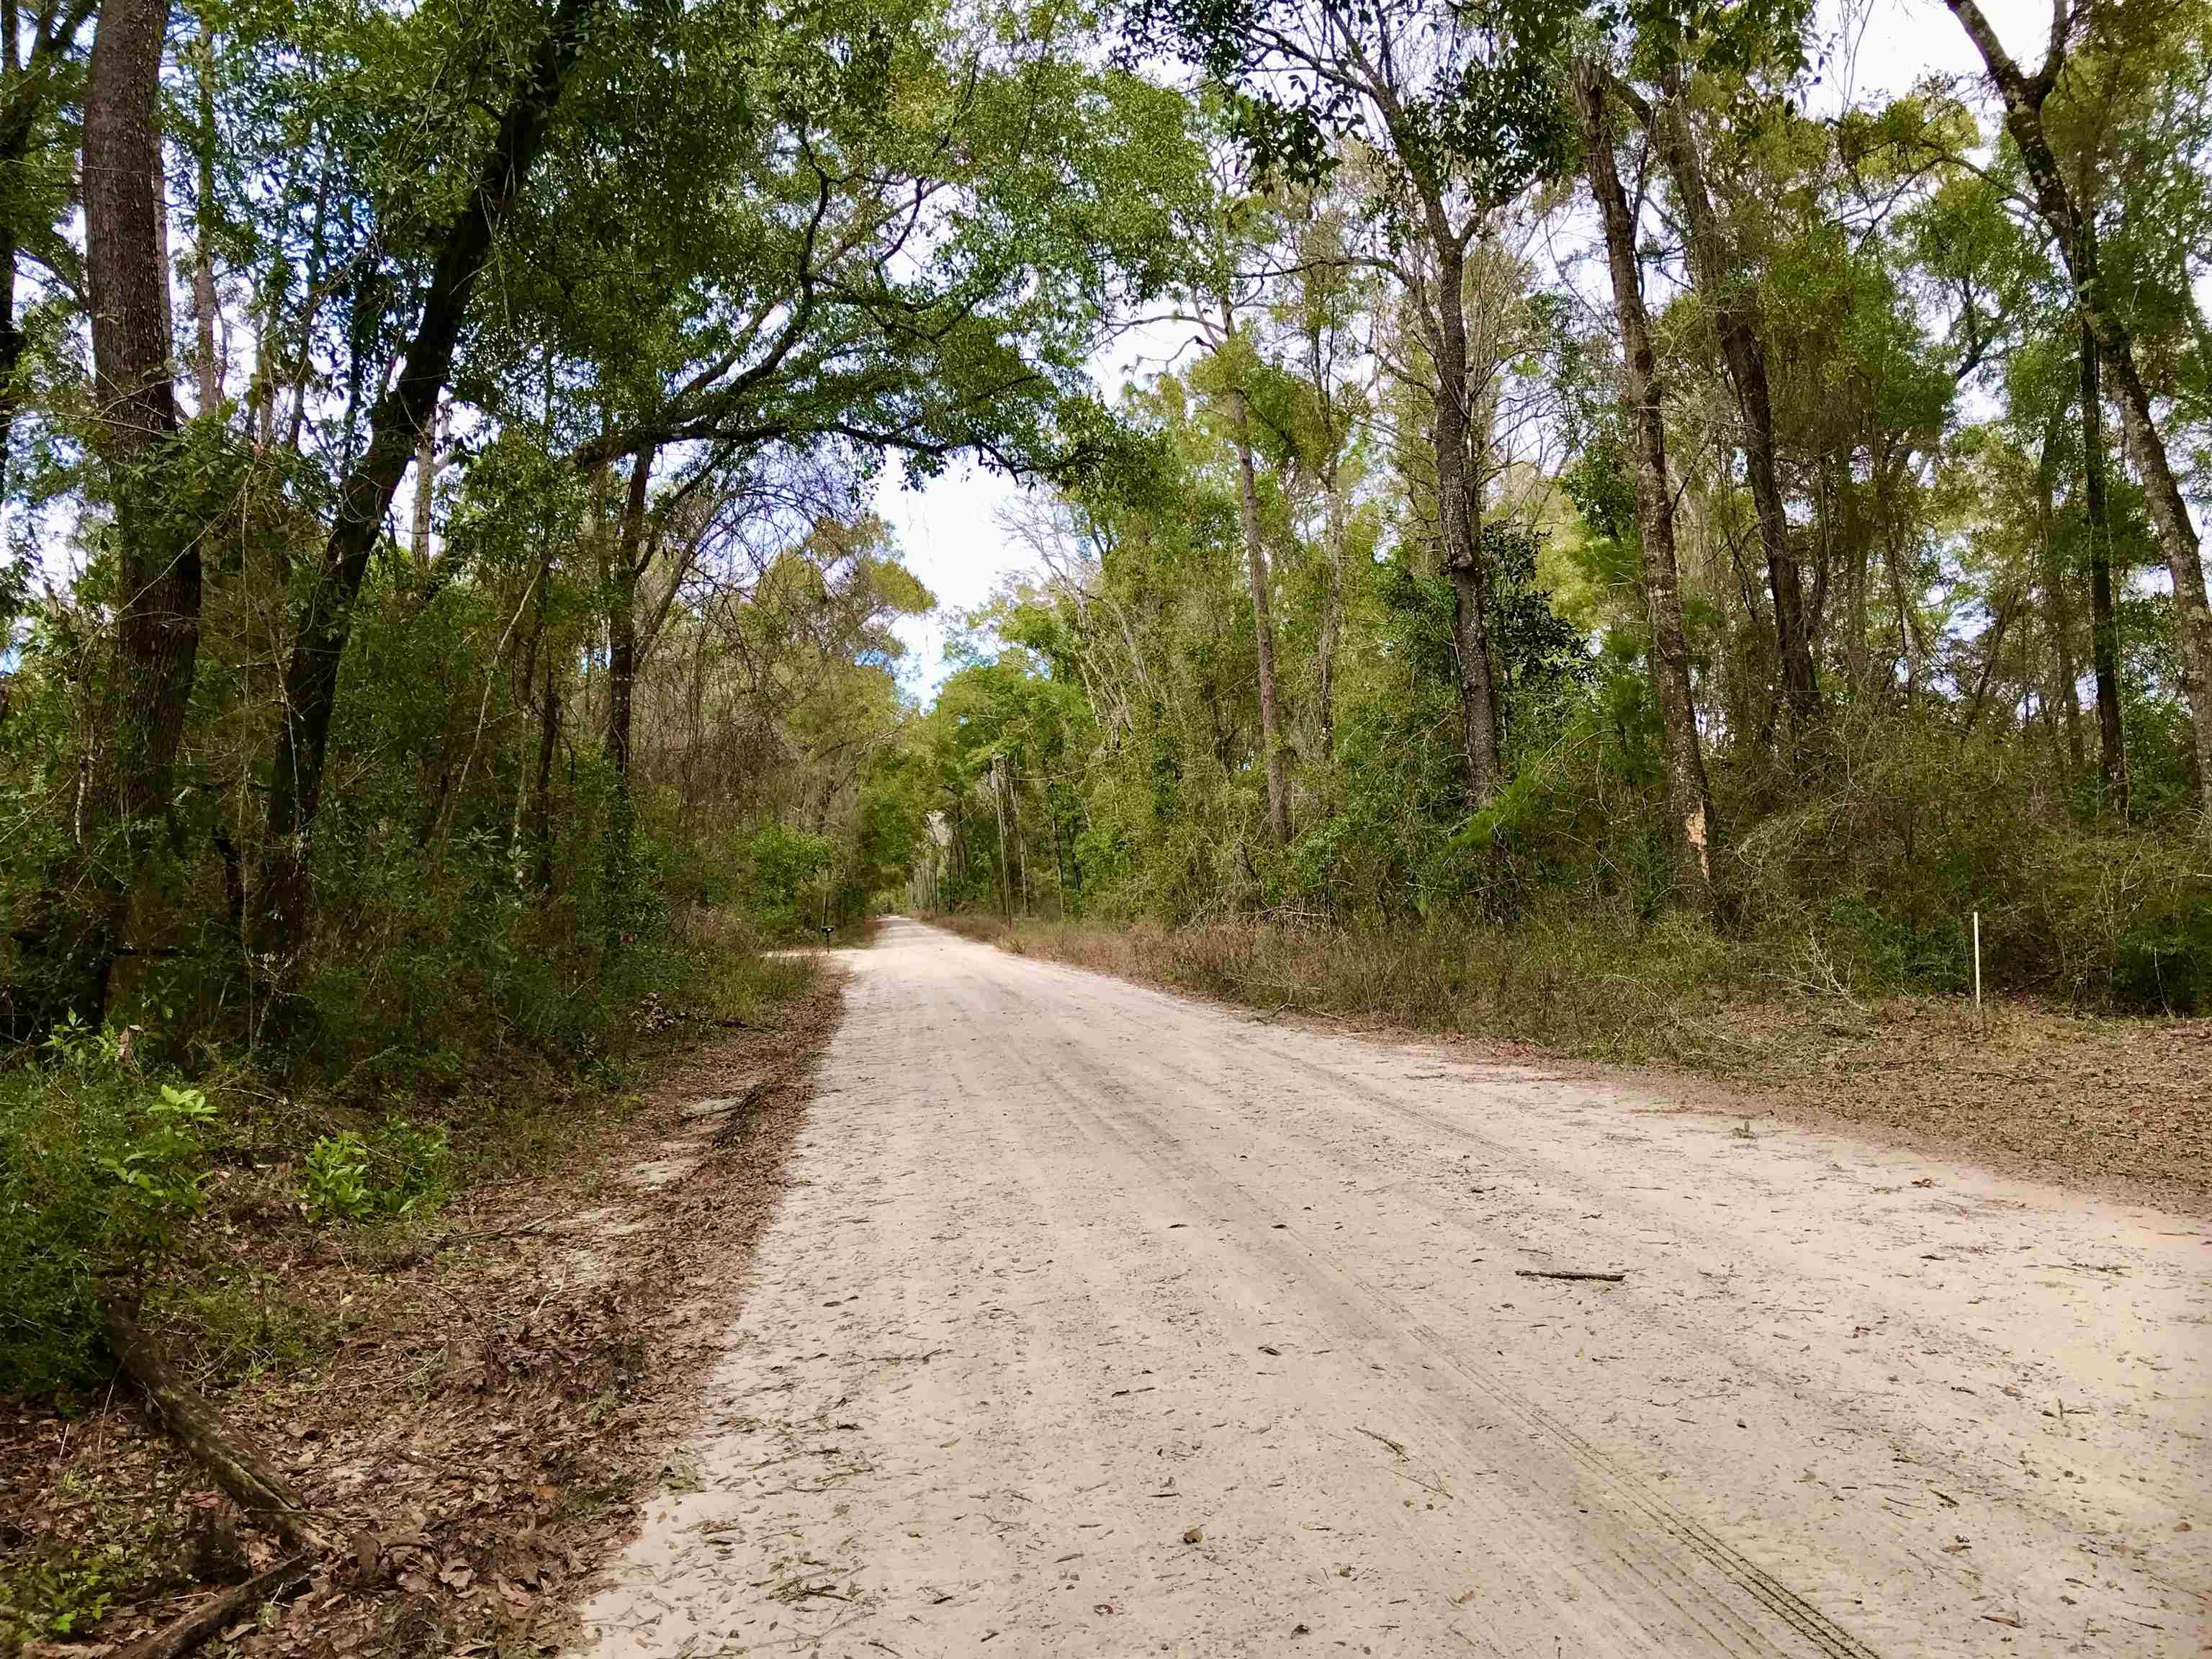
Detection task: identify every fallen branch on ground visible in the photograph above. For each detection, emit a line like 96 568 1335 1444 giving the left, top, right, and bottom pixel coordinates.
436 1212 563 1248
1514 1269 1627 1283
682 1077 770 1121
102 1305 323 1552
112 1555 310 1659
378 1210 567 1272
713 1077 783 1147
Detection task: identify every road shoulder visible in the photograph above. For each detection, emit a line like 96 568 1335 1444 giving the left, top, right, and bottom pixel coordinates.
2 965 848 1658
934 913 2212 1216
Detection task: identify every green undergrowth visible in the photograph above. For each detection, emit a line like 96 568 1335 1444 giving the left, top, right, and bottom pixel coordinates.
935 713 2212 1052
0 919 816 1404
147 1272 335 1388
0 1458 206 1645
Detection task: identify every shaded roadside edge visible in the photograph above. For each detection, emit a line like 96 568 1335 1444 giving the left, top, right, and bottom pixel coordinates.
3 961 853 1659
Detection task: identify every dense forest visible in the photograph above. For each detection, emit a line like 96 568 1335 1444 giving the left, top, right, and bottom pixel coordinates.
1 0 2209 1403
902 0 2212 1022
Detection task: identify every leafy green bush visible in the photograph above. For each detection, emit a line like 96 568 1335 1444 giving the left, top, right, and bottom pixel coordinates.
0 1470 196 1644
373 1115 454 1214
302 1115 452 1222
1713 714 2212 1007
0 1546 118 1640
2023 826 2212 1012
735 822 842 942
301 1131 374 1221
0 1020 217 1397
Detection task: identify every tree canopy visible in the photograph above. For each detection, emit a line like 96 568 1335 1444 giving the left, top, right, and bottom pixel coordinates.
3 0 2210 1058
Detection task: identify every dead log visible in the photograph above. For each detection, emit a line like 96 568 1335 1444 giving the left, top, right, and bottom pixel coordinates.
102 1306 320 1552
112 1555 310 1659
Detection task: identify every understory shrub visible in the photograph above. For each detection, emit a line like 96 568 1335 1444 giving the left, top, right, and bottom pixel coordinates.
1 1545 120 1640
0 1022 219 1396
2023 828 2212 1012
0 885 803 1401
302 1115 453 1221
1269 698 2212 1014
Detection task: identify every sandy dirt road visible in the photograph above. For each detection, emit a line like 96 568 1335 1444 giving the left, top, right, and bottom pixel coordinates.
577 919 2208 1657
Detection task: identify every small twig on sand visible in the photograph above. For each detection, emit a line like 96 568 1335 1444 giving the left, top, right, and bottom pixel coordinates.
1357 1426 1408 1458
1389 1465 1453 1499
1514 1269 1627 1283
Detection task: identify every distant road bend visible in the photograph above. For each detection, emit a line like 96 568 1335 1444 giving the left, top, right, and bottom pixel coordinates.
580 918 2208 1657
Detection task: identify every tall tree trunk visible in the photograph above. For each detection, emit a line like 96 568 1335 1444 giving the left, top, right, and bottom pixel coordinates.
1651 77 1817 730
1578 58 1717 913
1306 318 1345 768
1947 0 2212 811
1430 235 1503 806
1226 372 1291 844
1845 511 1871 695
1316 500 1343 765
992 757 1012 919
2034 405 2084 775
150 147 174 349
74 0 202 1013
603 445 652 945
255 0 597 972
2080 320 2126 811
1045 771 1067 914
604 447 650 785
0 212 17 505
1006 755 1029 912
190 27 220 413
410 398 441 561
0 0 23 503
246 290 275 449
531 654 562 894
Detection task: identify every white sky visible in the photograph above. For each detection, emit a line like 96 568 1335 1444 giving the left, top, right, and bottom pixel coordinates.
876 321 1189 691
875 0 2057 696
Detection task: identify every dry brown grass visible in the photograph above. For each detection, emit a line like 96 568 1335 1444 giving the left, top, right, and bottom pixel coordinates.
935 912 2212 1213
939 912 1744 1063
